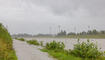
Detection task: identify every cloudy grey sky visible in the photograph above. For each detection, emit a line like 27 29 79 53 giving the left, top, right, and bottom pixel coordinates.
0 0 105 34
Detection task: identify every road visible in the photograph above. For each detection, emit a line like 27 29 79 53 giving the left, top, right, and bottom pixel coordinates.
13 40 55 60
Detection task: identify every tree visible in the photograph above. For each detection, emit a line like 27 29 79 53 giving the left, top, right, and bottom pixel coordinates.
100 31 105 34
92 29 98 34
79 31 87 35
68 32 76 35
87 30 92 35
57 30 66 36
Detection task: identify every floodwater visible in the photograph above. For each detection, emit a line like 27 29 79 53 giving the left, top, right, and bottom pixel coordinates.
26 38 105 51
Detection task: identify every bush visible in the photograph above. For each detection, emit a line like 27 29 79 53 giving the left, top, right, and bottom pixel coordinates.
40 41 43 46
0 23 17 60
27 40 40 45
17 38 25 41
41 40 105 60
45 41 65 51
70 39 103 59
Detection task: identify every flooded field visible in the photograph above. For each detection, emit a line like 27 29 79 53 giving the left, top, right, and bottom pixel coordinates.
25 38 105 51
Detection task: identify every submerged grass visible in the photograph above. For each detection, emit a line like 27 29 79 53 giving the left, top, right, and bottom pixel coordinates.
0 23 17 60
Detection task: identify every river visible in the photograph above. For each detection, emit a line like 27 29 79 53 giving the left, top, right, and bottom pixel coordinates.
25 38 105 51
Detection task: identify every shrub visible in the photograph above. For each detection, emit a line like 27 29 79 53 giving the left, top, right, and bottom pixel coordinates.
45 41 65 51
41 40 105 60
27 40 40 45
17 38 25 41
70 39 103 59
40 41 43 46
0 23 17 60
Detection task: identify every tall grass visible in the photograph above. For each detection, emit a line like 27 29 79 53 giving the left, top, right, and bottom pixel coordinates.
0 23 17 60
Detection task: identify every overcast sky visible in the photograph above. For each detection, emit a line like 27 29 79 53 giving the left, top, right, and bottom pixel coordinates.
0 0 105 34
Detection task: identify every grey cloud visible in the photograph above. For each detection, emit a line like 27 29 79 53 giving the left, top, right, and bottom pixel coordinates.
30 0 105 17
0 0 105 34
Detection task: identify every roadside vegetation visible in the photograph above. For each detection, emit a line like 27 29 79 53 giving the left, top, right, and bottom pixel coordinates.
27 40 40 45
16 38 25 41
0 23 17 60
41 39 105 60
45 41 65 52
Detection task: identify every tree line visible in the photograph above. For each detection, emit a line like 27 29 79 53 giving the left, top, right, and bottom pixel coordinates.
57 29 105 36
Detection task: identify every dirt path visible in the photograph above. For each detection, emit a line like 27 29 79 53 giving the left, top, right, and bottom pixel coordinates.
13 40 55 60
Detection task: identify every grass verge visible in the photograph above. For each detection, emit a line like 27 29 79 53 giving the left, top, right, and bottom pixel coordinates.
41 48 105 60
41 49 82 60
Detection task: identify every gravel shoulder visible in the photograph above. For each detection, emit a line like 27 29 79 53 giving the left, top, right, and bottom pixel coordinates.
13 40 55 60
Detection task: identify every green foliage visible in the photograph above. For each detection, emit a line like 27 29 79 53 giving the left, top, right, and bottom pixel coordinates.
27 40 40 45
0 23 12 43
0 23 17 60
68 29 105 35
41 39 105 60
70 39 103 59
45 41 65 51
41 49 82 60
40 41 43 46
17 38 25 41
57 30 67 36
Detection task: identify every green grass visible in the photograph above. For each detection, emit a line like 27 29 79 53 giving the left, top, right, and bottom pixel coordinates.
41 49 105 60
16 38 25 41
27 40 40 45
41 49 82 60
0 23 17 60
